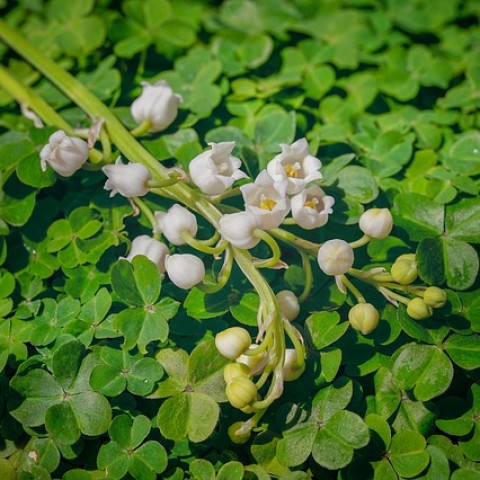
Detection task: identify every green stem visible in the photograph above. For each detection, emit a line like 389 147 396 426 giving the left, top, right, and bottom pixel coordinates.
341 275 366 303
99 128 112 162
349 234 371 249
378 287 410 305
131 120 152 137
0 64 73 134
283 321 305 369
298 251 313 303
198 247 233 294
269 227 320 256
253 229 281 268
181 231 227 255
132 197 156 229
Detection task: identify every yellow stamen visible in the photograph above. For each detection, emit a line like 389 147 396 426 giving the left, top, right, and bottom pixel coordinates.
304 197 319 210
259 194 277 211
284 162 301 178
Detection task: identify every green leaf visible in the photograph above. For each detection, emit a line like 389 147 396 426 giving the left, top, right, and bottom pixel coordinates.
113 297 178 352
184 287 230 320
443 238 479 290
312 377 353 423
446 197 480 243
52 339 84 390
391 343 453 401
389 430 430 478
188 339 229 401
109 415 150 450
10 369 63 427
392 193 444 241
157 392 220 442
305 311 349 350
444 131 480 176
230 292 259 326
129 441 168 479
45 402 81 446
312 410 369 470
337 166 379 203
417 446 450 480
277 423 317 467
416 237 445 285
189 459 215 480
444 334 480 370
436 397 473 436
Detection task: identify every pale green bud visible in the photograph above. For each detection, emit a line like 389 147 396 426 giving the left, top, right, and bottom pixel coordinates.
391 255 417 285
215 327 251 359
228 421 251 444
407 297 432 320
226 377 257 409
283 348 305 381
223 363 249 384
276 290 301 321
423 286 447 309
348 303 380 335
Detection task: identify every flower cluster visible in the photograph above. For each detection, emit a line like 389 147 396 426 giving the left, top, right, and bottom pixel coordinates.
39 79 448 442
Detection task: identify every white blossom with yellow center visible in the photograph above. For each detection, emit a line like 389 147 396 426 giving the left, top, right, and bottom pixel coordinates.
290 185 335 229
267 138 323 195
240 170 290 230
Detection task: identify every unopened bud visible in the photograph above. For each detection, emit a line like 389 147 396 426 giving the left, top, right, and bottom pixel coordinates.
226 377 257 409
228 421 251 444
407 298 432 320
165 254 205 290
359 208 393 239
215 327 251 360
223 363 249 384
423 286 447 309
348 303 380 335
391 254 417 285
317 239 355 276
283 349 305 382
276 290 300 321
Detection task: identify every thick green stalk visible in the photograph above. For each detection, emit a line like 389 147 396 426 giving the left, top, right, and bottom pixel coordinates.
0 64 73 133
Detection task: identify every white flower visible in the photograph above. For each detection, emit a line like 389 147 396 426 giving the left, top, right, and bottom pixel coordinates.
359 208 393 239
240 170 290 230
103 157 152 198
219 212 261 249
276 290 300 321
189 142 248 195
266 138 322 195
215 327 252 360
40 130 89 177
153 204 198 246
125 235 169 273
317 239 354 276
291 185 335 230
131 80 182 132
165 254 205 289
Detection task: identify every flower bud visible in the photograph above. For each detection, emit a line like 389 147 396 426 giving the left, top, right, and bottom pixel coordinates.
228 421 251 444
215 327 251 360
125 235 169 273
226 377 257 409
154 204 198 246
103 157 152 198
283 348 305 381
223 363 249 384
219 212 261 249
40 130 89 177
165 254 205 290
189 142 248 195
236 345 267 371
358 208 393 239
348 303 380 335
423 286 447 309
131 80 182 132
276 290 300 321
317 239 355 276
391 254 417 285
407 298 432 320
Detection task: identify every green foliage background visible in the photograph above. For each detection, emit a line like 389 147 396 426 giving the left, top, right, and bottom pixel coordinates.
0 0 479 478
